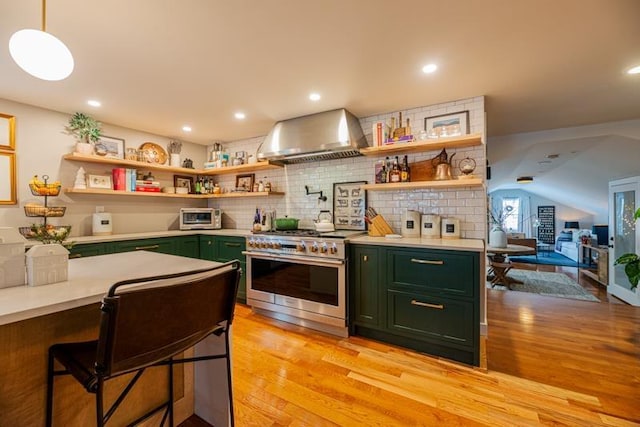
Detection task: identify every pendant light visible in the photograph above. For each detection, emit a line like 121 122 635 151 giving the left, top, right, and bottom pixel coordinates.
9 0 74 81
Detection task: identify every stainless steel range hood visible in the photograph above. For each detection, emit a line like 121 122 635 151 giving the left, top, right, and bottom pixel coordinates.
257 108 368 164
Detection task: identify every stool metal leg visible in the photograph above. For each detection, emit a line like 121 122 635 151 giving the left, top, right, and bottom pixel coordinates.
96 377 105 427
225 332 235 427
168 357 174 427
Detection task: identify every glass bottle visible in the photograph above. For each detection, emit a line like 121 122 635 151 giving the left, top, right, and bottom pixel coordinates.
390 156 401 183
401 155 410 182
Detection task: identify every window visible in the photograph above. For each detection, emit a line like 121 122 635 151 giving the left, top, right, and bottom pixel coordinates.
502 197 520 232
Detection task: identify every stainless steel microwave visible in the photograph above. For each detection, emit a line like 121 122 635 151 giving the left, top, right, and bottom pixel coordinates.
180 208 222 230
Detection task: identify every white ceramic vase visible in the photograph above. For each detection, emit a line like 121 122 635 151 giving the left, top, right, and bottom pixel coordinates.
170 153 181 167
489 225 507 248
75 142 93 155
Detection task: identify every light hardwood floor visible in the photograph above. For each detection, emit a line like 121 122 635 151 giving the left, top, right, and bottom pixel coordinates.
182 264 639 426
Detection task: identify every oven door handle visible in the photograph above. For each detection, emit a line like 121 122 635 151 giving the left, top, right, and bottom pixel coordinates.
243 251 345 266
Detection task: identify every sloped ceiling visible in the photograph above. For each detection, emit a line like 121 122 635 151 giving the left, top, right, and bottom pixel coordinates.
0 0 639 144
487 120 640 221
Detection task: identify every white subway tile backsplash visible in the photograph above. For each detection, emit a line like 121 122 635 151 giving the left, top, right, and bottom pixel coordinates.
208 96 486 238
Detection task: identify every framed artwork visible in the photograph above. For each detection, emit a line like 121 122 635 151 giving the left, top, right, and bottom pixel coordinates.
0 152 16 204
95 135 125 159
424 110 469 139
235 173 254 191
0 113 16 151
174 175 194 193
333 181 367 230
87 174 112 189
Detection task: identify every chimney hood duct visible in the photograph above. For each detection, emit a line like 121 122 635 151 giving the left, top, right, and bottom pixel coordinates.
257 108 368 164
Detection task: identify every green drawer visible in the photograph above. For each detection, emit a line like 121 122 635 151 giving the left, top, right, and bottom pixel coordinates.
214 236 245 262
387 289 475 347
69 242 111 259
387 249 477 297
113 238 174 255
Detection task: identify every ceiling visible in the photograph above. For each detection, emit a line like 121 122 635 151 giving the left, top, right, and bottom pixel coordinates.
0 0 638 145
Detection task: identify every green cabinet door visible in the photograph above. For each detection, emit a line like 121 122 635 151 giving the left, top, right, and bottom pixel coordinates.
113 238 175 255
174 235 200 258
214 237 247 303
199 235 216 260
350 245 382 329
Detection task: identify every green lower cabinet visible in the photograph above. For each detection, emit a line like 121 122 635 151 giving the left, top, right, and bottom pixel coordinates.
198 235 246 303
174 235 200 258
349 244 480 366
349 245 382 330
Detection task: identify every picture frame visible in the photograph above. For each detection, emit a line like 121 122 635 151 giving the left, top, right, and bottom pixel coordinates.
87 174 112 189
333 181 367 230
0 151 17 204
0 113 16 151
174 175 194 193
424 110 469 139
235 173 254 192
95 135 125 160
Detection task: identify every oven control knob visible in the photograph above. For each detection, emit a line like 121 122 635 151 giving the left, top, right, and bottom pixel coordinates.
273 242 281 249
320 243 328 253
296 242 306 252
330 244 338 254
247 239 254 248
260 240 268 249
310 243 319 253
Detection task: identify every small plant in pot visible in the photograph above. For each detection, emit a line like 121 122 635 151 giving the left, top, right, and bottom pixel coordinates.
66 112 102 155
613 207 640 290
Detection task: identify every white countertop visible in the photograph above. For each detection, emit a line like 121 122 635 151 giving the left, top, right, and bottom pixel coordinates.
348 235 485 252
25 228 252 247
0 251 223 326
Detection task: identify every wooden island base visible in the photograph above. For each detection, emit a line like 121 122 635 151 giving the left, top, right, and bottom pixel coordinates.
0 303 194 426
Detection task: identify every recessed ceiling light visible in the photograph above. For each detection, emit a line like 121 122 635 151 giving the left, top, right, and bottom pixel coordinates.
87 100 101 107
422 63 438 74
546 154 559 159
309 93 321 101
628 65 640 74
517 176 534 183
182 125 192 132
234 112 246 120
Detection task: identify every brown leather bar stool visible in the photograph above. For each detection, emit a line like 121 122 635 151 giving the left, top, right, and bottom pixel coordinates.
45 260 241 426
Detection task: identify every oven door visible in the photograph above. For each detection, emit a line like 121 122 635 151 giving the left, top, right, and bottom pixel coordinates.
244 252 345 320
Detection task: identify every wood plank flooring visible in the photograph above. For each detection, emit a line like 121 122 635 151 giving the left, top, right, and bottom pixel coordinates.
182 263 639 426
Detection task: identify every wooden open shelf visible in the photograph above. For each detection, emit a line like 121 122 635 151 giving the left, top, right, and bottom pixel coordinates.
361 178 483 191
64 188 284 199
62 153 283 175
359 133 483 156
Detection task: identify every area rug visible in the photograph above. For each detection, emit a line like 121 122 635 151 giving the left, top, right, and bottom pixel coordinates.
487 269 600 302
508 251 590 268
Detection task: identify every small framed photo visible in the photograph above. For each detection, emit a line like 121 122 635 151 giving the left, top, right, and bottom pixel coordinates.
235 173 254 191
424 110 469 139
87 174 112 189
174 175 194 193
333 181 367 230
95 135 125 159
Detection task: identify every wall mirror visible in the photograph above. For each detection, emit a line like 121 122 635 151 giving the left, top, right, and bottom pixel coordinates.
0 152 17 204
0 113 16 150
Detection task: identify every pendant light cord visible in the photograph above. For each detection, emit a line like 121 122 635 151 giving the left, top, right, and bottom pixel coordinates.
41 0 47 32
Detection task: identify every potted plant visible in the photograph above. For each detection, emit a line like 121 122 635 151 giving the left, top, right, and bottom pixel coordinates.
613 207 640 289
488 205 514 248
66 112 102 155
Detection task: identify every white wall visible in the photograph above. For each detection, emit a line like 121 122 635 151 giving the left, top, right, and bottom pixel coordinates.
0 98 207 236
1 96 487 240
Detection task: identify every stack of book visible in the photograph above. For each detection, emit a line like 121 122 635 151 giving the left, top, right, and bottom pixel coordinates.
112 168 137 192
135 179 161 192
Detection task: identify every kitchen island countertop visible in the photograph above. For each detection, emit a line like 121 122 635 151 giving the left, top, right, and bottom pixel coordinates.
348 235 485 252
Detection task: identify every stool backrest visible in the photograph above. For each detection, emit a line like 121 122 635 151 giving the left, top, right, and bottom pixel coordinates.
95 261 240 377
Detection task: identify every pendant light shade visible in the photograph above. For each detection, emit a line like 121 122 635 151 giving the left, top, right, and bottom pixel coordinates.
9 1 74 81
516 176 533 183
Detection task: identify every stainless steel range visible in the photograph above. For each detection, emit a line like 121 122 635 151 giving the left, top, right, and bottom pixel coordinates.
244 229 362 337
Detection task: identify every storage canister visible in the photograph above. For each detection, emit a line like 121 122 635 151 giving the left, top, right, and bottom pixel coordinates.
421 214 441 238
441 217 461 239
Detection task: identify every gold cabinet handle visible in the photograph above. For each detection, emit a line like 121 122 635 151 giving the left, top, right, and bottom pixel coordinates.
224 242 241 247
69 253 82 259
363 255 368 262
134 244 160 251
411 299 444 310
208 241 212 245
411 258 444 265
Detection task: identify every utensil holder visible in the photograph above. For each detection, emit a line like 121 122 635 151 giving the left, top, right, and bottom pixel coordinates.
368 215 394 236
